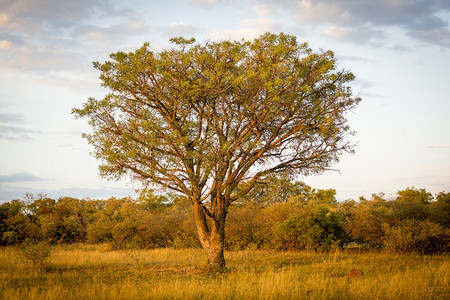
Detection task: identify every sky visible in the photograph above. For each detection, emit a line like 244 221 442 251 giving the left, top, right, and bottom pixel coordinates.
0 0 449 202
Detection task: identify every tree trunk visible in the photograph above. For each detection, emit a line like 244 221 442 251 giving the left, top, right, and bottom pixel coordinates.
192 201 226 269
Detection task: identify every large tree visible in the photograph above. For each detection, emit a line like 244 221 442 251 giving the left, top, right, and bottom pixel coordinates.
73 33 360 268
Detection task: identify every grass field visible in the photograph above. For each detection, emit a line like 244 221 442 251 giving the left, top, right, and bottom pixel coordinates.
0 244 448 299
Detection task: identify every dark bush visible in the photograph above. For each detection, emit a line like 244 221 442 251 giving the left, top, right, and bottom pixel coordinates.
383 219 449 254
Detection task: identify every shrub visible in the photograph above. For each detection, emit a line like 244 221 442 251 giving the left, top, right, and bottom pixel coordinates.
344 195 393 248
272 214 310 250
272 205 348 251
225 204 262 250
17 241 53 269
383 219 449 254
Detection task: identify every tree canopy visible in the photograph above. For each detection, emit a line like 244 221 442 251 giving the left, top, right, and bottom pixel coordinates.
73 32 361 267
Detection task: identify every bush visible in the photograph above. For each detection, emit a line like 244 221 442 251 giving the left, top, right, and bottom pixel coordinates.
344 194 393 248
272 214 310 250
383 219 449 254
271 205 348 251
225 204 262 250
17 241 53 269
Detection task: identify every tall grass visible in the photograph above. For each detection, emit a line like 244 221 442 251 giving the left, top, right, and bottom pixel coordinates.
0 245 448 299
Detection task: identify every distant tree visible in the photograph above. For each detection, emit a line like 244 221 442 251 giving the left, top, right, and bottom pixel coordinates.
393 187 433 220
237 173 308 205
137 189 171 211
345 194 393 247
1 200 25 245
86 197 133 248
396 187 433 204
73 33 360 269
429 192 450 226
1 200 40 244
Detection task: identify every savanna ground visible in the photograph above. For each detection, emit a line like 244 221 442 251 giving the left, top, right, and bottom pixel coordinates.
0 244 448 299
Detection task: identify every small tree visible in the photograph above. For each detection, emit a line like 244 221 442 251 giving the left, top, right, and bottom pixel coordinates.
17 241 53 271
73 33 360 269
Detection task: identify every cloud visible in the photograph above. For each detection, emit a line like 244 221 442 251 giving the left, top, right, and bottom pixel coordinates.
361 92 385 99
0 172 43 183
209 16 281 41
164 22 201 37
0 40 12 51
0 0 153 76
263 0 450 47
337 55 377 64
0 112 41 140
74 20 152 49
322 26 385 44
424 145 450 149
0 124 41 140
239 18 280 32
57 143 75 148
388 43 412 52
400 54 423 65
0 112 26 124
55 129 83 136
0 13 10 26
0 45 87 73
189 0 217 4
1 0 109 32
188 0 229 7
253 5 278 17
352 78 376 89
407 28 450 48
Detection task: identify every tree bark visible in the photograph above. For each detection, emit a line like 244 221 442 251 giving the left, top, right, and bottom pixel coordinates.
192 201 226 269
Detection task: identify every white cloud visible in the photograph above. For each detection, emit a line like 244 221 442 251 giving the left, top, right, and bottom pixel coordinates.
0 13 10 26
171 21 187 27
75 19 152 48
0 40 12 50
323 27 358 40
190 0 217 3
0 45 86 73
400 54 423 65
165 22 200 37
188 0 223 7
253 5 277 17
323 26 385 44
209 16 281 41
239 18 279 32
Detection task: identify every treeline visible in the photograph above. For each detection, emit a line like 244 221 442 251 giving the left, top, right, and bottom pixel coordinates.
1 178 448 254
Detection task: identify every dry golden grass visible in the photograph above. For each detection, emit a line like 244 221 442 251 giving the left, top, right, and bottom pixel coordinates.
0 245 448 299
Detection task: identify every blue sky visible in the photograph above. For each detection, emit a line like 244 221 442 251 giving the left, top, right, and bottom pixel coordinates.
0 0 449 202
